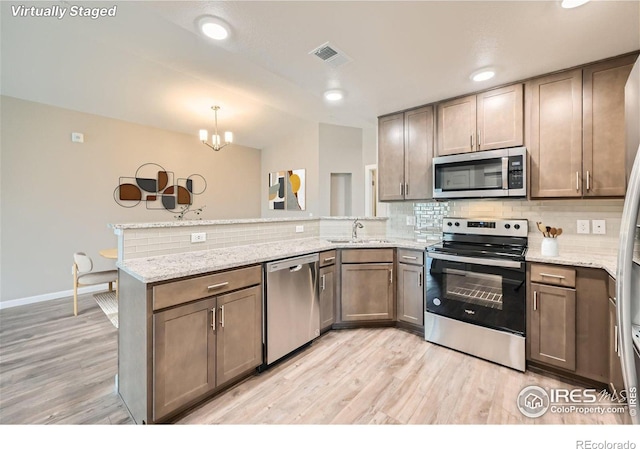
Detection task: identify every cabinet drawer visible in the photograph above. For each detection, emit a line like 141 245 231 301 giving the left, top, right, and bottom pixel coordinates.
397 249 424 266
530 263 576 288
319 250 337 267
341 249 394 263
153 265 261 311
608 275 616 304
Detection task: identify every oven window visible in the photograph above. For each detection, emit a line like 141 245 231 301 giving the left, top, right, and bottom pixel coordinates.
443 268 503 310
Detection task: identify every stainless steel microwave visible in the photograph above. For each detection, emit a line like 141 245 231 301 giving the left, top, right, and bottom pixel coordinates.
432 147 527 199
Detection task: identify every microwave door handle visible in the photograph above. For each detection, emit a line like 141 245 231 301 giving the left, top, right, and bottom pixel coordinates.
502 157 509 189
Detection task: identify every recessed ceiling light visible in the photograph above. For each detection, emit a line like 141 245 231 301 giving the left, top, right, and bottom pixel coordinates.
561 0 590 9
471 69 495 82
198 16 230 40
324 89 344 102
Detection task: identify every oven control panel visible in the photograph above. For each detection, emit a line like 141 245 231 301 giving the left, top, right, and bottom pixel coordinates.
442 217 528 237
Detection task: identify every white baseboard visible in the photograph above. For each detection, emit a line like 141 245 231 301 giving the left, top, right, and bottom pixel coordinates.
0 284 111 310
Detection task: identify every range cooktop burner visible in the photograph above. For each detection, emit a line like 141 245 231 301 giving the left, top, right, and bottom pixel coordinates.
427 217 529 261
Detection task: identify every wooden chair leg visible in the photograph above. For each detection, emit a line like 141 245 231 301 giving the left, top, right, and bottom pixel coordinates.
73 264 78 316
73 281 78 316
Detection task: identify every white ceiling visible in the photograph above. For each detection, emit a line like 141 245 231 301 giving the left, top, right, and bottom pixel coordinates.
2 1 639 150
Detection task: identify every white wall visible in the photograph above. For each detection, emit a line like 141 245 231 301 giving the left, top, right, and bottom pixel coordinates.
318 123 364 217
261 119 320 218
0 96 262 302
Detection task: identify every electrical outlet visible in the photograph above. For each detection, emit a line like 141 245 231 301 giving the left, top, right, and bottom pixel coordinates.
295 225 304 233
191 232 206 243
592 220 606 235
406 216 416 226
577 220 590 234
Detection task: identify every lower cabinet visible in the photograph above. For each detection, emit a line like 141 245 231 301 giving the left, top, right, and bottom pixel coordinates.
528 282 577 371
608 276 625 396
396 249 425 327
152 284 262 422
527 263 610 384
340 249 395 322
319 250 336 332
153 297 217 421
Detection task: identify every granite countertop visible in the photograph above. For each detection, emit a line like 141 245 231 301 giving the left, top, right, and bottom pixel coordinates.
109 216 388 230
118 237 428 284
525 247 618 279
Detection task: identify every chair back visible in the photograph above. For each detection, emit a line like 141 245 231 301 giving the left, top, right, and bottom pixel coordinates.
73 252 93 273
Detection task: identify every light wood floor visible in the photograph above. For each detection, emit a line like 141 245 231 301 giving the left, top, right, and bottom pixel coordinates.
0 293 630 425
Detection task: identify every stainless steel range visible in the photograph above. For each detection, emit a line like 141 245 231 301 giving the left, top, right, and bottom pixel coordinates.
424 217 528 371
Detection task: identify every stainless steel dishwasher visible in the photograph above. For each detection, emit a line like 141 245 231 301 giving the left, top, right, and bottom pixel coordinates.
265 253 319 365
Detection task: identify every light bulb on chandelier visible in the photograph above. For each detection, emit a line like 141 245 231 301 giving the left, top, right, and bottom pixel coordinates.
199 106 233 151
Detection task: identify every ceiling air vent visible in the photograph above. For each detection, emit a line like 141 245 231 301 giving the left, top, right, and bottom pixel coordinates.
309 42 353 69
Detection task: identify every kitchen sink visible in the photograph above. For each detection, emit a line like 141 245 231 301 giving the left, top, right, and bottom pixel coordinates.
328 239 390 244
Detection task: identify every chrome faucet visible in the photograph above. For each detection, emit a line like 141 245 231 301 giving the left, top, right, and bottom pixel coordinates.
352 219 364 241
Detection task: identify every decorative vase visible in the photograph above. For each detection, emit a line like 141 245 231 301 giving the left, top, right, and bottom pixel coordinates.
541 237 559 257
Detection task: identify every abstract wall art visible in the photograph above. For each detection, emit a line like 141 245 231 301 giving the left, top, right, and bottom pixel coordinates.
268 168 305 211
114 163 207 214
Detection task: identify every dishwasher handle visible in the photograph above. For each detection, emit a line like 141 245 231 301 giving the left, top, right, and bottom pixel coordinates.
266 253 320 272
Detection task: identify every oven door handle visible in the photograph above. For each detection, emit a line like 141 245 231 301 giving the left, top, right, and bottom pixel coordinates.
427 251 522 269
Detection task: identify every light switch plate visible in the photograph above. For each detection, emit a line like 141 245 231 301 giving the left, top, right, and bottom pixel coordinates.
592 220 606 235
577 220 590 234
296 225 304 233
71 132 84 143
191 232 206 243
406 216 416 226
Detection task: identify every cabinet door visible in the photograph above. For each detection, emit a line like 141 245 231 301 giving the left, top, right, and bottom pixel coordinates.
477 84 524 151
378 113 405 201
609 299 626 396
528 69 583 198
153 297 216 421
404 105 434 200
574 267 609 383
216 286 263 387
436 94 476 156
583 55 636 197
396 263 424 326
341 263 394 322
319 265 335 331
529 282 576 371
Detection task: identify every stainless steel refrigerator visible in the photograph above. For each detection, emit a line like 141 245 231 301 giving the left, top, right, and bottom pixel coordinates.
618 54 640 425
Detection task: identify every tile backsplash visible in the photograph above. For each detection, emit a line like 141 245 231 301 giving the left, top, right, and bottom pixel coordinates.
388 198 626 255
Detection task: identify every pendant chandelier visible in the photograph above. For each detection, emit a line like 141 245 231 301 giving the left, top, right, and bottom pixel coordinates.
199 105 233 151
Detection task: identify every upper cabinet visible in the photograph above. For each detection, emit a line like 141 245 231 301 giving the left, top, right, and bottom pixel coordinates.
528 54 637 199
378 105 434 201
436 83 524 156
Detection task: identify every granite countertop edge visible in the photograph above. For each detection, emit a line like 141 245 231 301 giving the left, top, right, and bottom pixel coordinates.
525 248 618 279
109 216 389 230
118 238 429 284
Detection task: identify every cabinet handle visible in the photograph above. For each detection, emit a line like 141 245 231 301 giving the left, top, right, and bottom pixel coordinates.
323 257 335 263
400 183 404 196
390 268 393 285
405 183 409 196
470 133 474 150
211 308 216 330
220 305 225 328
576 171 580 191
614 325 619 354
208 282 229 290
539 273 565 280
586 170 590 191
533 291 538 311
477 131 481 149
321 274 326 291
402 255 418 260
419 271 423 287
